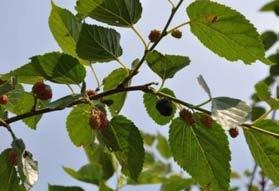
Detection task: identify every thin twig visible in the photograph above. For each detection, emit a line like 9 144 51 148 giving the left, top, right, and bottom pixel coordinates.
248 164 258 191
89 64 101 88
167 20 191 34
131 25 148 50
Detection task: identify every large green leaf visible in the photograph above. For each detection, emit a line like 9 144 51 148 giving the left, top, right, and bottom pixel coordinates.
64 163 103 185
48 185 84 191
212 97 251 130
103 68 129 115
66 104 94 147
146 50 190 80
49 2 88 64
76 0 142 27
6 87 43 129
5 52 86 84
109 115 144 181
187 0 271 65
76 24 123 62
244 120 279 185
0 149 26 191
169 117 231 191
143 88 176 125
255 81 279 109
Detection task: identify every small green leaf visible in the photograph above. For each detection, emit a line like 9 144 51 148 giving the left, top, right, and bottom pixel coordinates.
142 132 156 146
6 87 43 129
261 31 278 50
143 88 176 125
161 176 194 191
64 163 103 185
76 24 123 62
197 75 211 98
187 0 270 65
49 2 88 64
156 134 171 159
99 183 114 191
76 0 142 27
5 52 86 84
255 81 279 109
146 50 190 80
260 0 279 12
0 149 26 191
109 115 144 181
103 68 130 115
48 185 85 191
169 117 231 191
66 104 94 147
48 94 82 109
212 97 251 130
244 120 279 185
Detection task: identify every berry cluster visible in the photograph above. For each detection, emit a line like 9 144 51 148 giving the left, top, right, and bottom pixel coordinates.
32 81 52 100
89 108 108 130
179 109 195 126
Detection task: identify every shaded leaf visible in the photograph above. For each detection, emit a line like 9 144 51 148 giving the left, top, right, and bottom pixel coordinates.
197 75 211 98
261 31 277 50
255 81 279 109
48 94 82 109
0 149 26 191
212 97 251 130
48 185 85 191
76 24 123 62
260 0 279 12
143 88 176 125
103 68 129 115
187 0 271 65
66 104 94 147
244 120 279 185
146 50 190 80
169 117 231 191
76 0 142 27
109 115 144 180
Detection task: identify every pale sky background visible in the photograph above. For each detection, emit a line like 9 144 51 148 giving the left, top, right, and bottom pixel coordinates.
0 0 278 190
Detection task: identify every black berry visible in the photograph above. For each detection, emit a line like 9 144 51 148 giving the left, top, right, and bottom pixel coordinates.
156 98 173 116
229 128 239 138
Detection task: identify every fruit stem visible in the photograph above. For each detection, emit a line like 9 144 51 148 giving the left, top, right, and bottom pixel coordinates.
131 25 148 50
158 79 166 91
89 64 101 89
116 58 128 71
167 20 191 34
0 118 16 140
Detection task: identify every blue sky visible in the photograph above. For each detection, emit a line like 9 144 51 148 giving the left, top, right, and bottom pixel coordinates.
0 0 278 190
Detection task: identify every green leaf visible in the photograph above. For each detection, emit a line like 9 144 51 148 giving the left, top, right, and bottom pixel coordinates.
169 117 231 191
142 132 156 146
260 0 279 12
5 52 86 84
109 115 144 180
212 97 251 130
156 134 171 159
6 87 43 129
76 24 123 62
143 88 176 125
244 120 279 185
251 106 266 121
261 31 278 50
161 176 194 191
146 51 190 80
99 183 114 191
76 0 142 27
49 2 88 65
187 0 271 65
66 104 94 147
103 68 129 115
0 149 26 191
48 185 85 191
64 163 103 185
255 81 279 109
83 144 115 180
